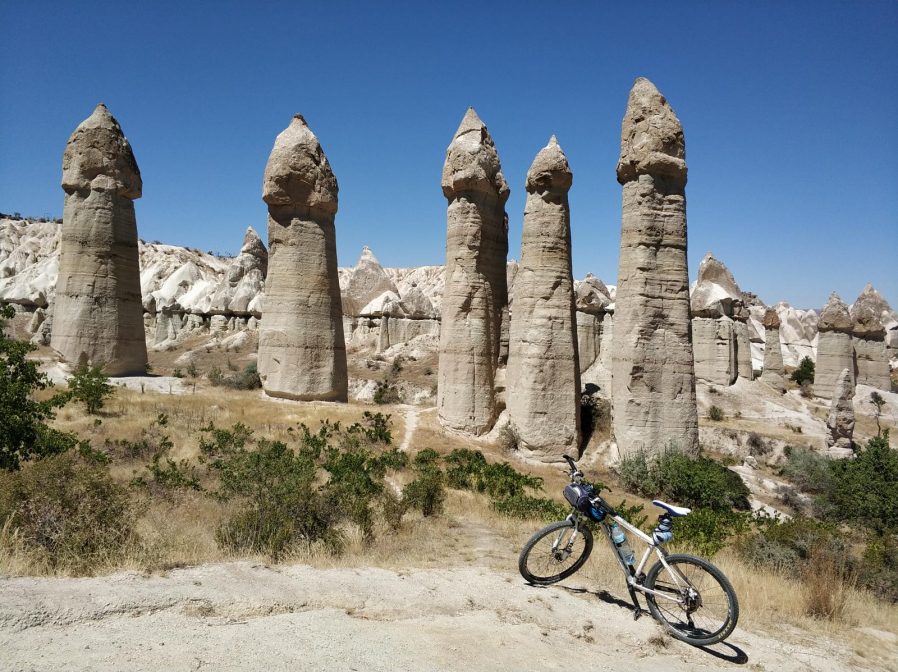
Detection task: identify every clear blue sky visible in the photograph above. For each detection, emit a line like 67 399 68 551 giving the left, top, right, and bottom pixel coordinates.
1 1 896 309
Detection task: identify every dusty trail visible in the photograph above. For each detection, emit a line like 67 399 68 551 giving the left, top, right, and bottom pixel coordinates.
0 560 879 672
398 404 424 453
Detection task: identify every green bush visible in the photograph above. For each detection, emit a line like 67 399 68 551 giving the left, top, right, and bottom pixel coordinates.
790 356 815 386
404 469 446 517
131 418 201 497
779 446 833 494
708 405 724 422
672 508 751 556
207 367 224 386
491 493 567 521
616 447 750 511
738 515 848 577
373 380 401 405
69 365 114 414
0 451 135 571
0 305 77 470
859 535 898 602
828 432 897 533
212 438 337 558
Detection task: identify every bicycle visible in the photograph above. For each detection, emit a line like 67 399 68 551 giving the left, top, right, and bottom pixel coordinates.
518 454 739 646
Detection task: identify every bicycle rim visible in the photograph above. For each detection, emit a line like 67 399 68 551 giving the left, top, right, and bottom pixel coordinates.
644 553 739 646
518 520 593 585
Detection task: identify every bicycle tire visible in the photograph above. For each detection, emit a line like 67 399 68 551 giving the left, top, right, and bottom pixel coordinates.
644 553 739 646
518 519 593 585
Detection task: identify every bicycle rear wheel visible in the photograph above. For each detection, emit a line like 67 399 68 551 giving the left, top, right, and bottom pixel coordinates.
644 553 739 646
518 519 593 585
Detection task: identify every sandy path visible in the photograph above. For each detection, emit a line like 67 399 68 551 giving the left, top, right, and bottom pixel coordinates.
398 404 424 453
0 561 878 672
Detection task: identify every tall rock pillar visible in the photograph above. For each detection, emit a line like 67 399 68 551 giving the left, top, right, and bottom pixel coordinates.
760 308 785 392
815 292 855 399
51 104 147 375
507 137 580 460
612 78 698 456
438 109 510 435
258 115 347 401
851 287 891 391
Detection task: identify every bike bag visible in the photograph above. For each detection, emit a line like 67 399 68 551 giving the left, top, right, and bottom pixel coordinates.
563 483 606 522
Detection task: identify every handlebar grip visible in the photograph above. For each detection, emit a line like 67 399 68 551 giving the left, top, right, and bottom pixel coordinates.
562 455 577 469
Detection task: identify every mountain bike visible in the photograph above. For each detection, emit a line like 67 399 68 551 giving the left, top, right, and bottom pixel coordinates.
518 455 739 646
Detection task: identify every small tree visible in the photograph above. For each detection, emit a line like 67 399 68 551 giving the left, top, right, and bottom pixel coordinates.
69 365 114 415
870 391 886 436
791 356 815 386
0 305 76 470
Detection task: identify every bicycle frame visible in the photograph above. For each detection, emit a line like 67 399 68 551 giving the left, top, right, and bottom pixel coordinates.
566 511 690 606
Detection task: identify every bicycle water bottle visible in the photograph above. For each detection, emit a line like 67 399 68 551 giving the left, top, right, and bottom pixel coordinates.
610 522 635 567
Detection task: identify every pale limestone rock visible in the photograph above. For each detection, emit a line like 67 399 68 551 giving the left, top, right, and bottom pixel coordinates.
341 247 399 316
693 316 737 386
734 306 753 380
760 308 785 392
612 78 698 456
51 104 147 375
851 286 891 390
815 292 855 399
257 115 347 401
576 311 600 373
691 253 744 385
437 108 509 435
209 227 267 317
507 137 580 460
825 368 855 457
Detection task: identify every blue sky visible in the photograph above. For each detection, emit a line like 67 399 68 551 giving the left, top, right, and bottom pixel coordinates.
1 1 896 309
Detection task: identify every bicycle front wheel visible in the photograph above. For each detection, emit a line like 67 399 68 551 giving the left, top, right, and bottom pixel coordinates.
644 553 739 646
518 519 593 585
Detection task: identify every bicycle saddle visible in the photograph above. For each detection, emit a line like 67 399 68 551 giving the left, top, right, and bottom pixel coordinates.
652 500 691 517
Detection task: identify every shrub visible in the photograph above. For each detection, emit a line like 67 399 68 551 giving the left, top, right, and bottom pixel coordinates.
672 508 750 556
69 365 114 415
0 305 77 470
212 438 336 558
373 380 401 405
227 363 261 390
208 367 224 386
827 432 898 533
779 446 832 494
738 515 847 576
404 469 446 517
746 432 770 456
616 447 750 511
186 363 199 379
323 442 392 537
790 356 815 386
859 535 898 602
491 494 567 521
708 405 724 422
580 389 610 447
0 451 135 571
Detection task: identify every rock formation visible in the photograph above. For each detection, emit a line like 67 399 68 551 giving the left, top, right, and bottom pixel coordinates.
209 227 267 317
257 115 347 401
690 253 743 386
760 308 785 392
507 137 580 460
51 104 148 375
575 274 612 375
851 286 892 390
341 247 399 316
825 368 855 457
733 306 753 380
437 108 510 435
815 292 855 399
612 78 698 456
